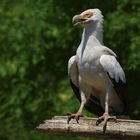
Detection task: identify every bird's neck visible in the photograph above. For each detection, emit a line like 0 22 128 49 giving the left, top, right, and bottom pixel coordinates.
82 21 104 45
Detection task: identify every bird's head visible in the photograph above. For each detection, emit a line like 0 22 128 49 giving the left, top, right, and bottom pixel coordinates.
72 9 103 26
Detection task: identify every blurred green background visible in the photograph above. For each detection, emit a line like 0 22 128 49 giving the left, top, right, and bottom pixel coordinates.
0 0 140 140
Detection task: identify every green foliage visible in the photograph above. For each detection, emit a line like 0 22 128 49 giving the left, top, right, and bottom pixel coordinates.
0 0 140 140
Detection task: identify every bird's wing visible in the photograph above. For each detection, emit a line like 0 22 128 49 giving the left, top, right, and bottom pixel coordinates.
100 54 126 83
68 56 104 116
68 55 80 100
100 54 130 116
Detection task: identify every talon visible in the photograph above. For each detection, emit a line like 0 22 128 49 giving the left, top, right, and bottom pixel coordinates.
67 115 71 124
66 113 84 124
96 118 102 126
103 121 107 134
96 113 117 133
96 116 104 126
75 116 79 124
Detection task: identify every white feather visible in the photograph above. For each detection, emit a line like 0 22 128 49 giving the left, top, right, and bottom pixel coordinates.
100 55 126 83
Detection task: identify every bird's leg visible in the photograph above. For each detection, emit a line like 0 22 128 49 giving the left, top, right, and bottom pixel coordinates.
67 92 87 124
96 89 117 133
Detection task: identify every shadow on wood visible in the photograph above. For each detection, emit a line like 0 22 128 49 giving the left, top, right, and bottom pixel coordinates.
36 116 140 139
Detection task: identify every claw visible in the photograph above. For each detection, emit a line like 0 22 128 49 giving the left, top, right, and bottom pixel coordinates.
75 116 79 124
96 113 117 133
103 121 107 134
67 115 71 124
66 113 84 124
96 117 103 126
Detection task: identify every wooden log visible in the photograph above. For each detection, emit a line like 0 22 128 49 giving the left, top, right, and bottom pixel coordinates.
36 116 140 139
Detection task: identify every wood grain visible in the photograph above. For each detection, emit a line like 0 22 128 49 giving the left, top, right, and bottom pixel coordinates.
36 116 140 139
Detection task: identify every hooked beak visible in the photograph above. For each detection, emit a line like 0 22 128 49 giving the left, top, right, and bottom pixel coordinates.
72 15 87 26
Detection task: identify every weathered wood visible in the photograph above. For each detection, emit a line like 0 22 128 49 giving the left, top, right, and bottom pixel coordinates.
36 116 140 139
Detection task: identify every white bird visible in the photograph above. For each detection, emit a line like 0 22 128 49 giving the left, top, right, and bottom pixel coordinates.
68 9 130 132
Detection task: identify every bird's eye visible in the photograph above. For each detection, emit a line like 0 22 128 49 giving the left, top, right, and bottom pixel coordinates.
83 12 93 19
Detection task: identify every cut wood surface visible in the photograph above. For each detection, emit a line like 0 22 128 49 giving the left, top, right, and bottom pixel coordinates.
36 116 140 139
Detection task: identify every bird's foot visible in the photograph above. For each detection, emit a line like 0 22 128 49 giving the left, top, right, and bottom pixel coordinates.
96 113 117 133
66 112 84 124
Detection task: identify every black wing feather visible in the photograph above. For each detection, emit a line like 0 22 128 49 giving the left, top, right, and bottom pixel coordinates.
107 73 130 117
